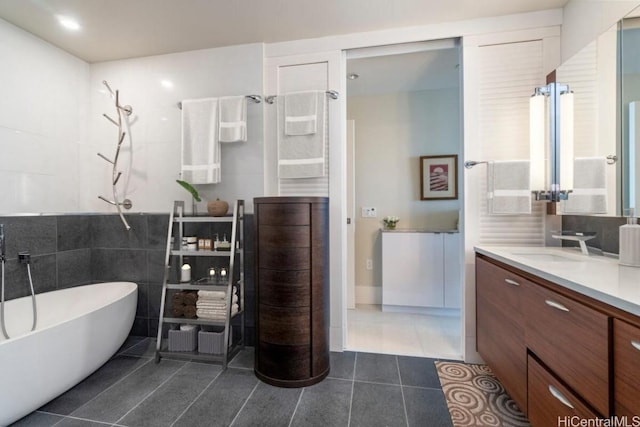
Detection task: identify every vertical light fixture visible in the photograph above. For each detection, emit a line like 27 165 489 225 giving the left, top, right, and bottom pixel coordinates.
530 82 572 202
560 92 574 191
529 92 546 190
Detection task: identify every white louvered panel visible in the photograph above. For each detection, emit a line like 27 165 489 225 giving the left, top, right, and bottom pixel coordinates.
476 40 546 246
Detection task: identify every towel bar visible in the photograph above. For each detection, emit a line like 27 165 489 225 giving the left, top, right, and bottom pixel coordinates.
264 90 340 104
464 160 488 169
176 94 262 110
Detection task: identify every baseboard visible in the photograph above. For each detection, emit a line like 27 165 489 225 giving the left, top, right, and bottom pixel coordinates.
382 306 460 316
355 285 382 305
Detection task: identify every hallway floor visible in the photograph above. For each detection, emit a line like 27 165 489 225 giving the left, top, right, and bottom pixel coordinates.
12 336 453 427
346 304 462 360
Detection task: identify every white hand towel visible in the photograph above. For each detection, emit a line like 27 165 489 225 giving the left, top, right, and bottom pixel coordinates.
561 157 608 214
181 98 220 184
487 160 532 215
196 303 239 320
219 96 247 143
278 90 326 179
285 91 318 135
196 294 238 308
179 324 197 331
197 287 236 300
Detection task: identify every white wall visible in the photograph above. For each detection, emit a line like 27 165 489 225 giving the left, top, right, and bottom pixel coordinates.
0 19 89 214
348 88 461 301
561 0 640 63
87 44 265 214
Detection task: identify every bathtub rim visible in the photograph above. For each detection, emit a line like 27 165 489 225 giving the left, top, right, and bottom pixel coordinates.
0 281 138 345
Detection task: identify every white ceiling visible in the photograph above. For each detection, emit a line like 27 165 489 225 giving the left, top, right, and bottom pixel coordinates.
0 0 570 63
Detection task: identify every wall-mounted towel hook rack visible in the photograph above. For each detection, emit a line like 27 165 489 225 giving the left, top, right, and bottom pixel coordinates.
98 80 134 231
264 90 340 105
176 94 262 110
464 160 488 169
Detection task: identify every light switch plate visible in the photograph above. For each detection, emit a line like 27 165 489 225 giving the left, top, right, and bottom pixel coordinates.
361 207 377 218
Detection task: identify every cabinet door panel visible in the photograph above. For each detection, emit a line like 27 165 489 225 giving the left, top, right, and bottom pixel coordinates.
524 282 609 416
528 355 599 426
614 319 640 416
475 256 527 414
382 233 444 307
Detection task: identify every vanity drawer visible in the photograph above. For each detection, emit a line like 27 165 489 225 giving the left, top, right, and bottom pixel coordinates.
523 282 610 416
475 257 528 414
528 355 599 426
613 319 640 416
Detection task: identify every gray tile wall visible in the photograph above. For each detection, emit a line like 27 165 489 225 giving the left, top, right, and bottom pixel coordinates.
561 215 628 254
0 213 255 345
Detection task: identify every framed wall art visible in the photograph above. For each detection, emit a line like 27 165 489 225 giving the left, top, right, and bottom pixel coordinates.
420 155 458 200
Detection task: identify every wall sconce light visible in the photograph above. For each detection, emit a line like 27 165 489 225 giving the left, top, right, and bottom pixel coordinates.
529 82 573 202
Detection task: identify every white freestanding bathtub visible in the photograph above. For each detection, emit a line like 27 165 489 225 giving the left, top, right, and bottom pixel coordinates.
0 282 137 426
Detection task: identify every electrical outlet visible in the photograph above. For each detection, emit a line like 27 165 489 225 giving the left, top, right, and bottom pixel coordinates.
366 259 373 270
361 207 377 218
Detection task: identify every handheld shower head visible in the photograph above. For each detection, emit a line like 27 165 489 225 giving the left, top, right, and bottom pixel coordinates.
0 224 5 262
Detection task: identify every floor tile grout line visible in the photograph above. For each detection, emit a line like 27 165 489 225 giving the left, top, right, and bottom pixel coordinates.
113 360 190 425
169 367 225 427
228 381 260 426
396 355 410 427
49 413 115 426
287 387 305 427
347 352 357 427
60 356 154 422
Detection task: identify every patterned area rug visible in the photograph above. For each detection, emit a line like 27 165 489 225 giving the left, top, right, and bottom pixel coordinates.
435 362 530 427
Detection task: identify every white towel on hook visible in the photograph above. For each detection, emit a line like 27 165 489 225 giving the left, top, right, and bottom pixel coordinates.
219 96 247 142
278 90 326 179
181 98 220 184
487 160 532 215
284 91 318 135
561 157 608 214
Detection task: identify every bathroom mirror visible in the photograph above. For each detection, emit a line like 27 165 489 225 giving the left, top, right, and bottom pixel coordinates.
555 24 620 216
554 5 640 217
620 13 640 214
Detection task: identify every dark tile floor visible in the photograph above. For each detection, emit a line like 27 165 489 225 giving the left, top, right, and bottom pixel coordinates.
11 336 453 427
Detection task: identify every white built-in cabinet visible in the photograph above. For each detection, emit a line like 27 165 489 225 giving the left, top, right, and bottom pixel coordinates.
382 231 461 311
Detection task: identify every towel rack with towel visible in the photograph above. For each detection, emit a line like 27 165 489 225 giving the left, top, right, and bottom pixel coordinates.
467 157 617 168
264 90 339 105
176 95 261 110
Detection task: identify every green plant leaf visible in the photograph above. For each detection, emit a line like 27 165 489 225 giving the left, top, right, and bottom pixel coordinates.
176 179 201 202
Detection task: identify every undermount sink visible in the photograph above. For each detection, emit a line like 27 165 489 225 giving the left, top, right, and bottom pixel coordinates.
510 252 582 262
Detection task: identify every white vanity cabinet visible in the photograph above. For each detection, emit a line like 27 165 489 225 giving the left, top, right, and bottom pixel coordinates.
382 231 460 311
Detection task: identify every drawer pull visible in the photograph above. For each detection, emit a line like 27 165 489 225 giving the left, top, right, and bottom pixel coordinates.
632 340 640 351
545 299 569 312
504 279 520 286
549 385 575 409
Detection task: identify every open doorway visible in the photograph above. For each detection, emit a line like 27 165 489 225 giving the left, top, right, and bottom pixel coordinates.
345 39 463 359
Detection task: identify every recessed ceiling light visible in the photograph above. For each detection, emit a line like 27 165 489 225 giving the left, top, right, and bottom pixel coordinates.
56 15 81 31
160 79 174 89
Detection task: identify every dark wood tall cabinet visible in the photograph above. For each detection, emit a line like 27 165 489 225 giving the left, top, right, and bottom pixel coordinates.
254 196 330 387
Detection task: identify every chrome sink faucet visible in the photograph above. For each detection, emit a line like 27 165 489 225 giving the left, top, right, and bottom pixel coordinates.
551 231 597 255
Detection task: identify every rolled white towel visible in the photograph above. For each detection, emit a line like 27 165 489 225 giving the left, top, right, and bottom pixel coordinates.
180 324 197 331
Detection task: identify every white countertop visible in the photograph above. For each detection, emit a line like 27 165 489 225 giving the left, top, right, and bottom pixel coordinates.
381 228 459 233
475 245 640 317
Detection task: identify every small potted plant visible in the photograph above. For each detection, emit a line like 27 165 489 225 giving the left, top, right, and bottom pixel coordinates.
176 180 229 216
382 216 400 230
